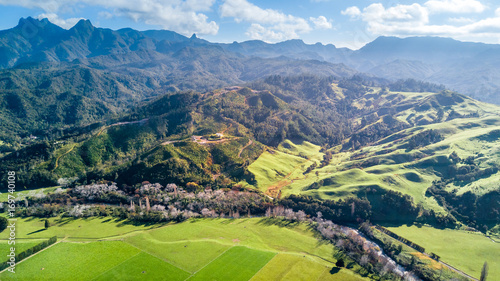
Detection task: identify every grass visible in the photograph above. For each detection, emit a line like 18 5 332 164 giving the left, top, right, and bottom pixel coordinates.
0 186 61 202
187 246 275 281
247 149 310 192
247 109 500 211
251 253 366 281
243 88 500 212
387 225 500 279
131 218 335 261
277 140 322 160
0 217 370 281
0 217 158 241
0 241 140 281
94 251 190 281
124 237 231 273
0 240 45 255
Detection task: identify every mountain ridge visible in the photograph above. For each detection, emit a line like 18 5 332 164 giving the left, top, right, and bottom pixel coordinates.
2 17 500 104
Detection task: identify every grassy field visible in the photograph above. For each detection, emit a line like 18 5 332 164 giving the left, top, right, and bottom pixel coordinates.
129 218 336 262
251 253 365 281
247 149 311 192
0 216 158 240
0 217 369 281
0 186 61 202
94 252 190 281
387 225 500 279
188 246 275 281
0 240 44 255
0 241 141 281
124 237 231 272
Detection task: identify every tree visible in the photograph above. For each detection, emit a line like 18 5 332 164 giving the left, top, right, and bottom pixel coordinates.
0 217 7 232
397 244 403 254
336 258 345 268
44 219 50 229
480 261 488 281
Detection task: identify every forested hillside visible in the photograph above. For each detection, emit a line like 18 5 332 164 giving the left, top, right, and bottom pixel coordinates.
2 75 499 236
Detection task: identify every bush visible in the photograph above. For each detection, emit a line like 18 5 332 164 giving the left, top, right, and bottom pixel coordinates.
0 217 7 232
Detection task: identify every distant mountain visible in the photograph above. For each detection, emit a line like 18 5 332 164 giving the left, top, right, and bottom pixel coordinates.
4 16 500 149
4 17 500 105
0 17 358 148
354 36 497 64
348 36 500 104
219 39 352 62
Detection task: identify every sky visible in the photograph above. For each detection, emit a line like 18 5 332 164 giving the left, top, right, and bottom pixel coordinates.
0 0 500 49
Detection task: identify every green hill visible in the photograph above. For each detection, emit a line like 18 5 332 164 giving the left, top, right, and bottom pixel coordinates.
2 75 499 235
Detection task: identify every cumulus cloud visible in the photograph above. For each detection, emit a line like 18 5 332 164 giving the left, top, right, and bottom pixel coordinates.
341 2 500 44
310 16 332 29
37 13 83 29
221 0 317 42
0 0 219 35
424 0 486 14
355 3 430 34
341 6 361 18
246 23 285 41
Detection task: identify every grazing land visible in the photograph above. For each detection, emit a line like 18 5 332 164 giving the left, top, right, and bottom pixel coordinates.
0 217 369 281
387 225 500 279
251 253 364 281
187 246 275 281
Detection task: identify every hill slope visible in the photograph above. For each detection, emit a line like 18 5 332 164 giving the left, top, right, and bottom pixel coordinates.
2 76 499 233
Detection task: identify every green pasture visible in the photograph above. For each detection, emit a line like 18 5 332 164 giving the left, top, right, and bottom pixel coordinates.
188 246 275 281
251 253 367 281
0 217 370 281
387 225 500 279
0 217 157 241
94 252 190 281
0 241 140 280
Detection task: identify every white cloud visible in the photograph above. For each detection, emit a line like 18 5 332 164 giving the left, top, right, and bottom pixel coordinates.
448 17 475 23
0 0 219 35
98 11 113 20
424 0 486 14
220 0 313 42
341 6 361 19
0 0 62 13
246 23 285 41
37 13 83 29
357 3 430 35
342 2 500 44
310 16 332 29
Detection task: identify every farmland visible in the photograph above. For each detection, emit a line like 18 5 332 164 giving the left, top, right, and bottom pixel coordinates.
387 225 500 279
0 217 369 281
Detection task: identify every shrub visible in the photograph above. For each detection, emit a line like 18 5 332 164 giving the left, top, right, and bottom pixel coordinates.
0 217 7 232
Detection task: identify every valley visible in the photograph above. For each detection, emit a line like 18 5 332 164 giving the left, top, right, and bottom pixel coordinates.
0 16 499 281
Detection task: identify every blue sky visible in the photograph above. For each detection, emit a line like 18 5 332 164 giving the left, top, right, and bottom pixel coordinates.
0 0 499 49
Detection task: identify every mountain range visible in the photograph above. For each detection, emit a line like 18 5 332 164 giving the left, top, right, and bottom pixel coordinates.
3 17 500 104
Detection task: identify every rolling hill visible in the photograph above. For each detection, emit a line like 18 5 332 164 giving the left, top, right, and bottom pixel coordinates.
2 76 499 234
